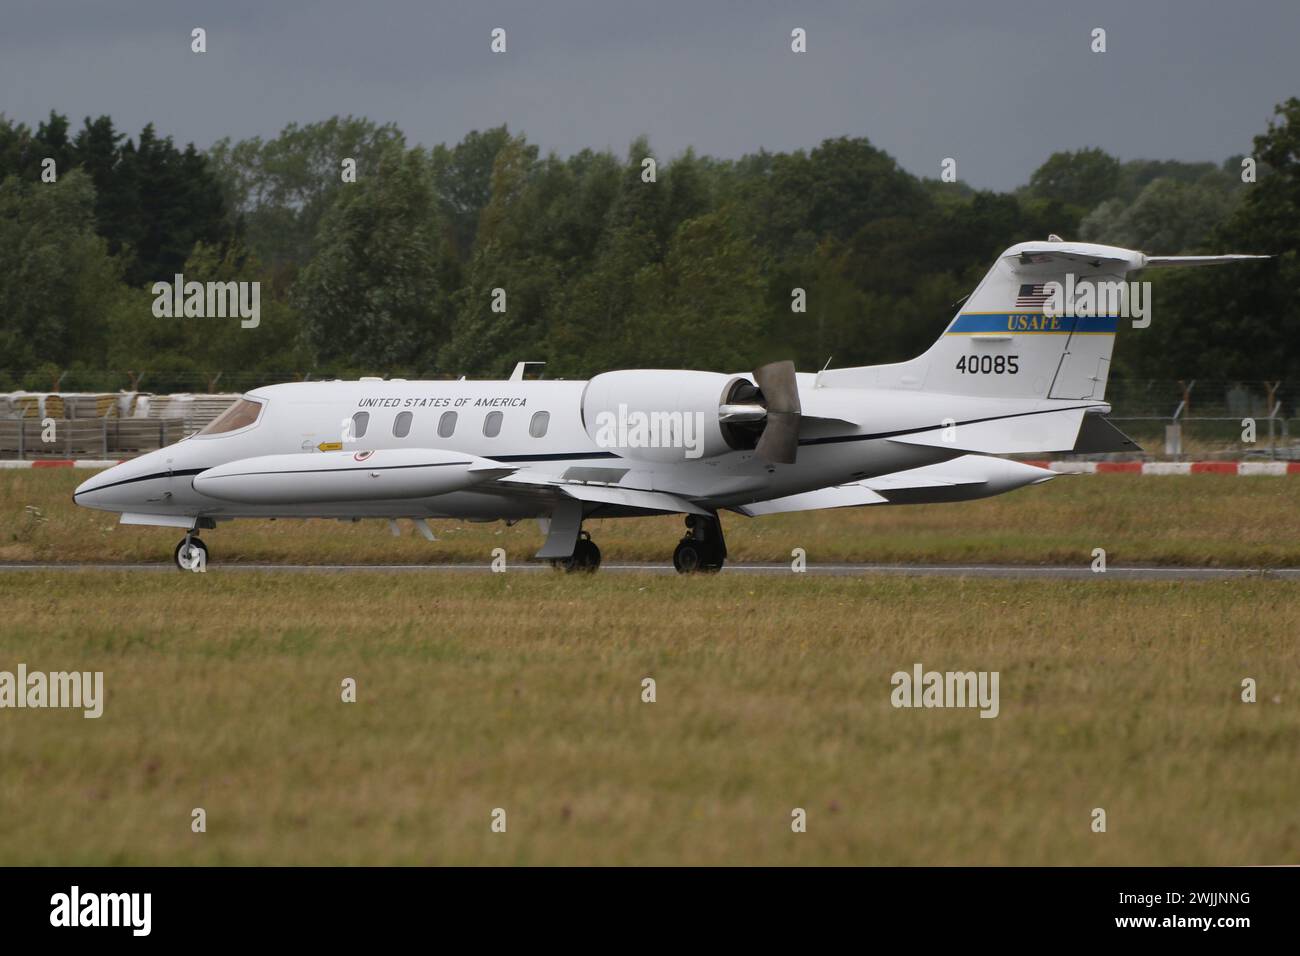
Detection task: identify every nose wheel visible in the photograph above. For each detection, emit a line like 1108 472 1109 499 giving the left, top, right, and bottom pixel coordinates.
673 515 725 574
174 534 208 571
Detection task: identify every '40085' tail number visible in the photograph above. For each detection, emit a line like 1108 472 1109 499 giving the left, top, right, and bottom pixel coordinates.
956 355 1019 374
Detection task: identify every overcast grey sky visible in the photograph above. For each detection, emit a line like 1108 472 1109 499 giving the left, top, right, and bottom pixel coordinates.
4 0 1298 190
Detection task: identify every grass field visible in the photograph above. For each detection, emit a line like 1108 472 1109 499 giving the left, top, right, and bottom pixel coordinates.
2 469 1300 566
2 471 1297 865
0 571 1297 865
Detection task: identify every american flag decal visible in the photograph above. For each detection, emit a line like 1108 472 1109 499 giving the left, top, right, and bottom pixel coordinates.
1015 283 1053 308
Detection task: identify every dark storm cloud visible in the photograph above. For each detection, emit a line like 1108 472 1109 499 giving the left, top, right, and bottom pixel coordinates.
3 0 1298 189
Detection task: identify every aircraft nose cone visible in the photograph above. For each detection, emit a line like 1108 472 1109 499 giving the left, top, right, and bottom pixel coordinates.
73 472 108 506
72 457 152 512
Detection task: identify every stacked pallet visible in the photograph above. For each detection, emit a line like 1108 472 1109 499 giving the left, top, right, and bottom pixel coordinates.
3 392 68 419
1 391 239 427
1 391 153 420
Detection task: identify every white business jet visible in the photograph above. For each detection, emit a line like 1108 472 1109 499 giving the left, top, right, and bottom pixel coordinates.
74 239 1264 572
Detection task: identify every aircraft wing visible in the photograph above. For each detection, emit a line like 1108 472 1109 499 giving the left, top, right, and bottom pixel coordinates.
497 472 714 516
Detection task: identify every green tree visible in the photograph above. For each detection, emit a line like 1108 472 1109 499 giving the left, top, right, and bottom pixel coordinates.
106 240 312 392
208 116 406 268
622 208 765 370
541 139 670 375
429 126 514 261
1122 99 1299 381
438 135 547 376
1079 177 1236 253
0 170 125 371
293 146 447 370
1027 148 1121 209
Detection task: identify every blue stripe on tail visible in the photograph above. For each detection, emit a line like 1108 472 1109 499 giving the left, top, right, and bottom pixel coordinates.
946 313 1119 334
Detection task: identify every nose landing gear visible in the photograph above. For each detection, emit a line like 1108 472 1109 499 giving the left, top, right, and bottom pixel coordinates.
673 514 725 574
174 533 208 571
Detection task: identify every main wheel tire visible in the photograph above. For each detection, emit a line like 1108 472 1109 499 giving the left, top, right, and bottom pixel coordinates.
571 537 601 572
673 539 703 574
674 538 725 574
554 538 601 573
174 536 208 571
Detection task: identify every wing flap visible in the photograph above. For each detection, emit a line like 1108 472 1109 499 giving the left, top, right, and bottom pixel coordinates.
556 483 713 516
735 484 888 516
501 473 713 516
863 472 982 491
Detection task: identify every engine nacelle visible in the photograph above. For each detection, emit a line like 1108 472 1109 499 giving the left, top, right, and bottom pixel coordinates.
581 370 757 463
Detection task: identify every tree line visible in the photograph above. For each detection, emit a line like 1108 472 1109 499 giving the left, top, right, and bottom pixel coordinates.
1 100 1296 395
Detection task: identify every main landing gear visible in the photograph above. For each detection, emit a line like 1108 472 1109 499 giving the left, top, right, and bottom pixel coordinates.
673 514 726 574
174 532 208 571
551 530 602 573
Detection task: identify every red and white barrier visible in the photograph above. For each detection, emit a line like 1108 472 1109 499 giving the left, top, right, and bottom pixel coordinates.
1022 460 1300 475
0 459 123 469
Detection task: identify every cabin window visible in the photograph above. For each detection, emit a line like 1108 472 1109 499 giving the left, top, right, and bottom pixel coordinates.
351 411 369 440
529 411 550 438
393 411 413 438
438 411 457 438
483 411 503 438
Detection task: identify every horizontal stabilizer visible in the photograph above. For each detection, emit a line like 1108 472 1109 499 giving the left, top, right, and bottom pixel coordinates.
1142 255 1270 269
1012 244 1140 273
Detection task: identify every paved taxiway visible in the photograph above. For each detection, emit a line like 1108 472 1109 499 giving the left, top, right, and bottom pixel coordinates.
1 563 1295 580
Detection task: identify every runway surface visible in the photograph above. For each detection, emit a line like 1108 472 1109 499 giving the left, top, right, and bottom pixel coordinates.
1 562 1296 580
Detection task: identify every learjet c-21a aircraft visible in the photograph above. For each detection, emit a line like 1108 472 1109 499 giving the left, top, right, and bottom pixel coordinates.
74 239 1265 572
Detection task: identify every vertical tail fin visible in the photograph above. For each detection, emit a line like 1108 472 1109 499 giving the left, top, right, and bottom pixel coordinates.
817 239 1262 400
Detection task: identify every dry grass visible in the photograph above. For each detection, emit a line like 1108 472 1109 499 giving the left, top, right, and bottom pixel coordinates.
2 469 1299 567
0 571 1297 865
